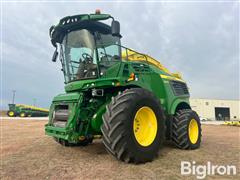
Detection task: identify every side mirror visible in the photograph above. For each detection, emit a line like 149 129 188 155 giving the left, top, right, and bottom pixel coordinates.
52 49 58 62
111 20 121 37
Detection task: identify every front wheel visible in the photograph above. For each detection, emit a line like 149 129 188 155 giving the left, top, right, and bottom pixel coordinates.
7 111 15 117
101 88 165 163
172 109 202 149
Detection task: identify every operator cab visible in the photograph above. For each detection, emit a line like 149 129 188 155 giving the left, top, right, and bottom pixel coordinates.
50 11 122 83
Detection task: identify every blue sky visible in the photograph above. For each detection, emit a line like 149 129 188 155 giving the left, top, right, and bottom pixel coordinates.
1 1 239 109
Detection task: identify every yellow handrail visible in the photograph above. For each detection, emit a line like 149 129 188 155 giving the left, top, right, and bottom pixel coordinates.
122 49 182 79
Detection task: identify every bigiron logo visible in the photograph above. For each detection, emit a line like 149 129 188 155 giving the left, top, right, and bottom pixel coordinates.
181 161 237 179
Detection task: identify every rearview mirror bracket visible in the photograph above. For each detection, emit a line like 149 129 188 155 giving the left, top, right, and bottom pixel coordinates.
52 48 58 62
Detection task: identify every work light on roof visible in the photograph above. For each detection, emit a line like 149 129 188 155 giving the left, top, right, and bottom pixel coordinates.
95 9 101 14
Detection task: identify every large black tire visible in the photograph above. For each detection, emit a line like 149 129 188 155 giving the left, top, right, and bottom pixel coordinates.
172 109 202 149
101 88 165 163
7 111 15 117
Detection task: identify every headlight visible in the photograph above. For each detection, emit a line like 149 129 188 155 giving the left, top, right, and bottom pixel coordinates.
92 89 104 97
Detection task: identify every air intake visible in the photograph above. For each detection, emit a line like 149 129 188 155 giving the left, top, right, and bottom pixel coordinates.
170 81 189 96
131 63 150 73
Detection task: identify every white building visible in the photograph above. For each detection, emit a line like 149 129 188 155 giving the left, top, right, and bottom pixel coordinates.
190 98 240 121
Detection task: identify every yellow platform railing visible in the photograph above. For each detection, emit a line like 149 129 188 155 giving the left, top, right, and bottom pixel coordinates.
122 49 182 80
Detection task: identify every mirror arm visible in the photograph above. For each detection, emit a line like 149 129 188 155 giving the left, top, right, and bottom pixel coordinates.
52 47 59 62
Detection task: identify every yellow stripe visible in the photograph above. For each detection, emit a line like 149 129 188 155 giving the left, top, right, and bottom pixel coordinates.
16 104 49 112
160 74 185 82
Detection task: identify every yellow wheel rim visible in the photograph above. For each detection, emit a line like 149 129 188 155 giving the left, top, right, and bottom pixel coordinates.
20 113 25 117
9 111 14 116
188 119 199 144
133 106 158 147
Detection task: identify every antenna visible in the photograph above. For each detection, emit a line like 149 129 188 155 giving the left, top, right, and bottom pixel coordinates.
12 90 16 104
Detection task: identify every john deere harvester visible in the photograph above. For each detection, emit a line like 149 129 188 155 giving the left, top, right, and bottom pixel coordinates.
7 104 49 117
45 10 202 163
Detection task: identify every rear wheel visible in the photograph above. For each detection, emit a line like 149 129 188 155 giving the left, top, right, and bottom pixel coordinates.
172 109 202 149
101 88 165 163
7 111 15 117
19 112 26 118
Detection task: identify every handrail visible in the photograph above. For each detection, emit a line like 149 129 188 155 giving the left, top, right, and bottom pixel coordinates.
118 45 176 76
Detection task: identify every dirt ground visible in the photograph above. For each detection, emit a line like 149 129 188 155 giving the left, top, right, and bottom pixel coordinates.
1 118 239 180
0 111 7 117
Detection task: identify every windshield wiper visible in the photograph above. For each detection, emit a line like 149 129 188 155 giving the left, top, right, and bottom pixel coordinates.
70 60 80 64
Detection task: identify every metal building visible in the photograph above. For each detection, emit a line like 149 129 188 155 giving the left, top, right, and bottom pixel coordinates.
190 98 240 121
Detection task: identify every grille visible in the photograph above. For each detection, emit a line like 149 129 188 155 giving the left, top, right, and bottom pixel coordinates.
170 81 189 96
131 63 150 73
52 105 69 128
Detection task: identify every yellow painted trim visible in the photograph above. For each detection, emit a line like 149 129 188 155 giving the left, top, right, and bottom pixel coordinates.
133 106 158 147
160 74 185 82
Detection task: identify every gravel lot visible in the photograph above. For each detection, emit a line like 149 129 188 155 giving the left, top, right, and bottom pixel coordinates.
1 118 239 179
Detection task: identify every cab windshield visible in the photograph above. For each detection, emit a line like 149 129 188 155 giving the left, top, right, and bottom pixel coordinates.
60 29 121 83
61 29 97 82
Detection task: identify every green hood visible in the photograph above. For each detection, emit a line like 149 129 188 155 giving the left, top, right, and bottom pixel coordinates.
64 77 122 92
53 92 82 102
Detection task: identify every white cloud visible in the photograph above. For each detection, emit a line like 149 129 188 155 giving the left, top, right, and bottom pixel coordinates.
1 2 239 109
